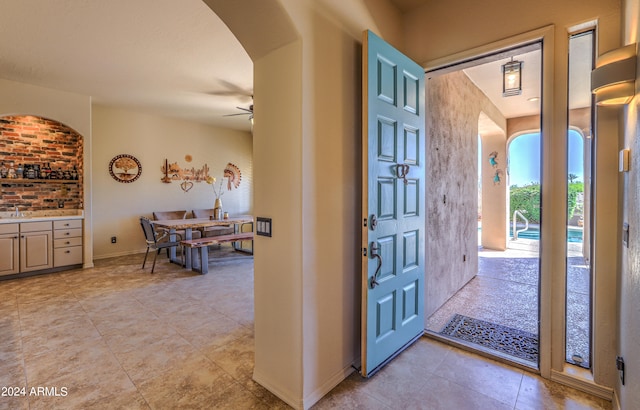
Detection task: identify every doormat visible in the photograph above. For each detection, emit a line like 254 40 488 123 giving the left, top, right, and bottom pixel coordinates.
439 314 538 364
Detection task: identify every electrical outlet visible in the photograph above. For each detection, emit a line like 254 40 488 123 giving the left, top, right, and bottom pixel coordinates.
111 236 117 244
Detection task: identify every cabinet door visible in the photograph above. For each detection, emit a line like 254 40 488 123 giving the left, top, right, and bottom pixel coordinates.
20 231 53 272
0 234 19 275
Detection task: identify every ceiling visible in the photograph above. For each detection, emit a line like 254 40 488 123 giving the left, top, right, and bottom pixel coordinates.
0 1 590 133
0 0 254 131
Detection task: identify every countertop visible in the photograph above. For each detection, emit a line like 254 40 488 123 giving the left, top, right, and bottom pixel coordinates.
0 210 84 224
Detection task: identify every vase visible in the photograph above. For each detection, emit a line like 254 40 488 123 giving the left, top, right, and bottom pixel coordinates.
213 198 223 220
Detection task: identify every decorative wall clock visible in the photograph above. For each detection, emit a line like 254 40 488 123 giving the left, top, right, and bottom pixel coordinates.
109 154 142 183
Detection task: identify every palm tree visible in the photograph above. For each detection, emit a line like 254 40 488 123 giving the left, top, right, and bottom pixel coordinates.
568 173 579 183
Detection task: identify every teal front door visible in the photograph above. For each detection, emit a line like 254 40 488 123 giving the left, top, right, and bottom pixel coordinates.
361 30 425 377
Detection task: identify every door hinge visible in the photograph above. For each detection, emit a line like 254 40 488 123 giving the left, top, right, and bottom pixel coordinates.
362 247 367 257
363 218 367 228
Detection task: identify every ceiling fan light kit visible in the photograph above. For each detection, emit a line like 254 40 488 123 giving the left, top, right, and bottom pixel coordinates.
591 43 637 106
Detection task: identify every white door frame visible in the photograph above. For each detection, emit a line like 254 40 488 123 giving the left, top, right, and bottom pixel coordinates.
423 24 555 380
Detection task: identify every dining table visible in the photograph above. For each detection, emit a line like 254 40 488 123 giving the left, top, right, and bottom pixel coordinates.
151 215 253 271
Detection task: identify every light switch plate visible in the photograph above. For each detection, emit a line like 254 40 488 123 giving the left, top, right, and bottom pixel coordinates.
256 217 272 237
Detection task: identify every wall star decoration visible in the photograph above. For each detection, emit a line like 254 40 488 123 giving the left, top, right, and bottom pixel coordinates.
109 154 142 183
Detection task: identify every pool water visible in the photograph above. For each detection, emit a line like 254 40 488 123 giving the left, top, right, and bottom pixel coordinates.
509 226 583 243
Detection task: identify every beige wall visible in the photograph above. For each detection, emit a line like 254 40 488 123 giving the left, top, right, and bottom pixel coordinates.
211 0 624 407
481 130 507 251
405 0 621 392
251 40 305 405
208 0 404 407
618 1 640 409
251 1 369 405
0 78 94 267
4 0 629 408
91 105 253 259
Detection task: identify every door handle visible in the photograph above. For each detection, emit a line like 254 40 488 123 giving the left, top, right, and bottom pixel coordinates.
369 242 382 289
396 164 410 185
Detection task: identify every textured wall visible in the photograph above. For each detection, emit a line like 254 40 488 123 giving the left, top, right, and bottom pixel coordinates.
619 1 640 407
425 70 505 317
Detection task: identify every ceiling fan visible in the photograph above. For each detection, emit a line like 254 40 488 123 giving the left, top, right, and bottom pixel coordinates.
223 103 253 120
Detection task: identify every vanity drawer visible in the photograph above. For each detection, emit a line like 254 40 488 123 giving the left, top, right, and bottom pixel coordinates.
0 224 19 234
54 246 83 267
53 219 82 230
54 228 82 239
20 221 52 232
54 237 83 248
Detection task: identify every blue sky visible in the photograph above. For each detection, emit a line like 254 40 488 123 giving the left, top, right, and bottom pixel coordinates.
478 131 585 187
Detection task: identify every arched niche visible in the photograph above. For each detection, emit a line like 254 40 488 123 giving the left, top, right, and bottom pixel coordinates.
0 114 84 212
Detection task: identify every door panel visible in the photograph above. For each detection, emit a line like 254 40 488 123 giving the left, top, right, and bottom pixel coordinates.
362 30 425 376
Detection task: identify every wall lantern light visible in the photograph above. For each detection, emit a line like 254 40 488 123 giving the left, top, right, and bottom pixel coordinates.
591 43 637 106
502 59 522 97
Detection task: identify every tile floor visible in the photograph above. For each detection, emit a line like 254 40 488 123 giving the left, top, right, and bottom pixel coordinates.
0 249 610 409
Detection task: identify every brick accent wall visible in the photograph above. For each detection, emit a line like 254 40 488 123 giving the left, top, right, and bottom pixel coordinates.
0 115 83 212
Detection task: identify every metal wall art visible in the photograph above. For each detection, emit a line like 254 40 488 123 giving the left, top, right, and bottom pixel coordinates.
160 158 242 194
109 154 142 183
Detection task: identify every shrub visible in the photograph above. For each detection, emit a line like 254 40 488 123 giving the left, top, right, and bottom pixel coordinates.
510 183 541 224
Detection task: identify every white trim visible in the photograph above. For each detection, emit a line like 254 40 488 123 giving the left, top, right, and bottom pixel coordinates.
613 389 621 410
302 364 355 409
253 369 302 410
551 369 614 401
253 364 355 410
92 249 147 260
422 24 555 381
423 25 554 72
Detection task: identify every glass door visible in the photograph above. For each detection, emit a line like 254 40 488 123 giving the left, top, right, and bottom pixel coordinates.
565 29 594 369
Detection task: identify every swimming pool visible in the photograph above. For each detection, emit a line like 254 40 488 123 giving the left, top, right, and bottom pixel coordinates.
509 226 583 242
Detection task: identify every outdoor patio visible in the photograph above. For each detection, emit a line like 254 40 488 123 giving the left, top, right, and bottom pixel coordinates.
426 238 590 368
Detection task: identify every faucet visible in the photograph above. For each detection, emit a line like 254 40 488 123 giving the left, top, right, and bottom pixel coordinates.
14 206 22 218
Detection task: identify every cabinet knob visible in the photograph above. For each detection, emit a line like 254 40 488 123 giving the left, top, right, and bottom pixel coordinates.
64 223 70 226
65 232 70 236
65 250 70 254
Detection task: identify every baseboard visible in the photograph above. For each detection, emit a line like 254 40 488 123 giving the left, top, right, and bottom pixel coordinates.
253 369 302 410
93 249 145 260
253 363 355 410
550 369 613 401
613 390 621 410
302 364 355 409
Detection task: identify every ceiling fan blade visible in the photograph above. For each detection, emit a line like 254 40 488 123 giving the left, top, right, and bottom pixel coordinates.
223 112 252 117
235 106 253 113
209 80 253 98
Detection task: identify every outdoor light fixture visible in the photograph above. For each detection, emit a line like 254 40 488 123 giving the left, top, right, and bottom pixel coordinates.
591 43 637 106
502 58 522 97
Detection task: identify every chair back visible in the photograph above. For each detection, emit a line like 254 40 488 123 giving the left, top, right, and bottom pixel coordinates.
140 217 157 244
153 210 187 220
192 209 215 219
